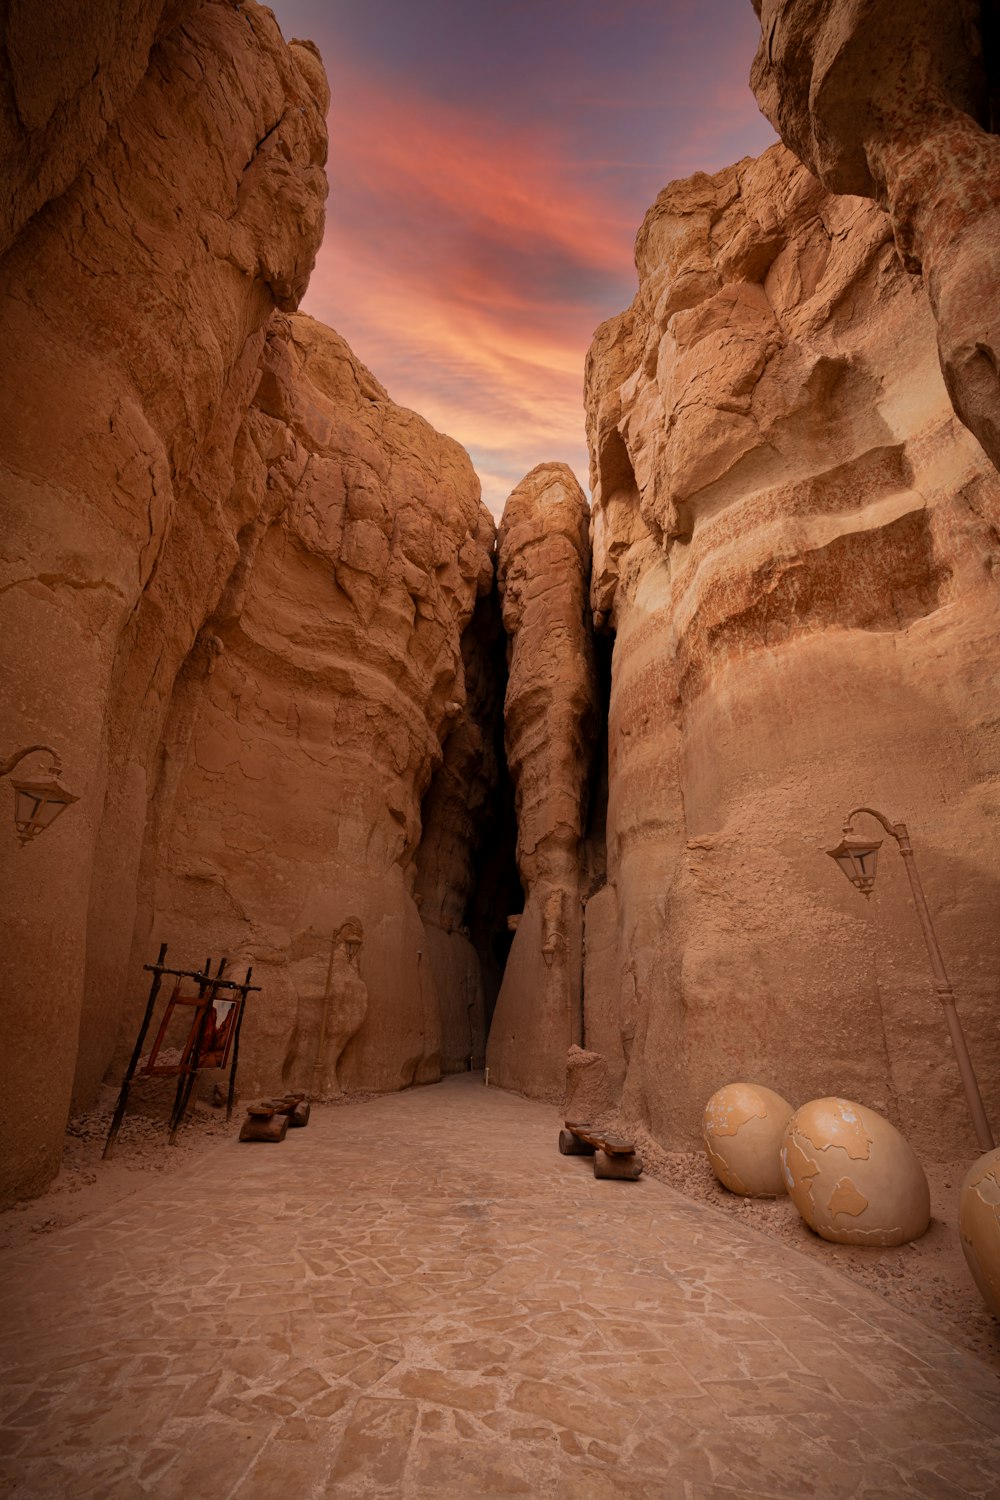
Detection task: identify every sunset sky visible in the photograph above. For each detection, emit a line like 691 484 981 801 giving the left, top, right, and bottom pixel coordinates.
270 1 776 515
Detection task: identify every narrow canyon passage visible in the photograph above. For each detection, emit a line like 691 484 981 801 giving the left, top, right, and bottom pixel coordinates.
2 1077 999 1500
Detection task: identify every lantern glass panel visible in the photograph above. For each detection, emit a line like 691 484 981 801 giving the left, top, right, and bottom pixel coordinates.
13 786 43 832
11 777 78 843
827 835 882 896
35 794 70 830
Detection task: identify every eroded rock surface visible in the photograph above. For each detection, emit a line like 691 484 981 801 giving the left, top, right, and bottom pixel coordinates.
0 1 495 1205
132 314 494 1101
750 0 1000 476
0 0 329 1206
563 1045 615 1126
486 465 597 1100
585 143 1000 1160
415 595 508 1074
0 0 197 255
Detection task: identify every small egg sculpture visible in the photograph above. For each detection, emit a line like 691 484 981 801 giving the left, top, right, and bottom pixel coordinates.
703 1082 795 1197
781 1097 930 1246
959 1147 1000 1320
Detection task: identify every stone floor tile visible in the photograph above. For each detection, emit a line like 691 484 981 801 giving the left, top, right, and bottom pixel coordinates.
393 1367 501 1413
327 1395 418 1490
408 1435 544 1494
508 1377 636 1444
230 1435 335 1495
1 1075 998 1499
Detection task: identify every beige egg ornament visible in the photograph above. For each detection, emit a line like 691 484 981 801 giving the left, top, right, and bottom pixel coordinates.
959 1147 1000 1320
781 1097 930 1246
702 1082 795 1197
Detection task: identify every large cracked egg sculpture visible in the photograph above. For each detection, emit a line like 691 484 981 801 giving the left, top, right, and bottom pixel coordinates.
959 1147 1000 1319
703 1082 794 1197
781 1097 930 1246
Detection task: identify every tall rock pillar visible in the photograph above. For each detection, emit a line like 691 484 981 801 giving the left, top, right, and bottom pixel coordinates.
486 464 596 1099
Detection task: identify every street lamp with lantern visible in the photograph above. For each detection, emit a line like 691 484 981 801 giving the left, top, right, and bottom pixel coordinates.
827 805 994 1154
0 745 78 846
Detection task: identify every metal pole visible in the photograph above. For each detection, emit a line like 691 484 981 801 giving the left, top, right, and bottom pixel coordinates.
225 965 253 1123
103 942 169 1158
0 744 62 778
845 808 995 1154
895 830 995 1153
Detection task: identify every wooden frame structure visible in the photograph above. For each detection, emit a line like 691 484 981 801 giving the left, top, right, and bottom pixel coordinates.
103 943 261 1157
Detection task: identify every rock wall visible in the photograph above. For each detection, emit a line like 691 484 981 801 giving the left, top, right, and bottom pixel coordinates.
0 0 198 255
486 464 597 1100
0 0 329 1206
750 0 1000 478
8 0 997 1213
415 592 509 1075
130 314 494 1100
0 0 495 1206
584 143 1000 1161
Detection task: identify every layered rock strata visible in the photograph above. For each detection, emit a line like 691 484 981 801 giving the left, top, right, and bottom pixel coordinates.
0 0 199 255
750 0 1000 478
0 0 328 1205
0 1 495 1205
486 465 597 1100
128 315 494 1102
585 143 1000 1160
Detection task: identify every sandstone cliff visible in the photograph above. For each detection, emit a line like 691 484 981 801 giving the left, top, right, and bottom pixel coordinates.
584 143 1000 1160
486 464 597 1100
415 591 511 1075
750 0 1000 481
0 0 496 1206
126 313 495 1102
1 0 329 1204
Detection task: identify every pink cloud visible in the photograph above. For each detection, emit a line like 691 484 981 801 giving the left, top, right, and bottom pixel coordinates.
300 61 635 512
293 23 776 517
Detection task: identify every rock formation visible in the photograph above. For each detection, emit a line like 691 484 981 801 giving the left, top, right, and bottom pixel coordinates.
124 313 494 1102
0 0 496 1207
5 0 999 1213
486 465 597 1100
563 1045 615 1126
313 920 367 1098
414 593 510 1075
584 142 1000 1161
749 0 1000 479
0 0 199 256
0 0 329 1205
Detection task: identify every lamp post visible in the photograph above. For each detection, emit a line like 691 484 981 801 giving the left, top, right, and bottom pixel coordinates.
0 744 78 846
827 806 994 1154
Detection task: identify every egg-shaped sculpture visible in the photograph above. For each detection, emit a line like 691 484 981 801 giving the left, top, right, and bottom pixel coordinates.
703 1082 795 1197
781 1097 930 1246
959 1147 1000 1319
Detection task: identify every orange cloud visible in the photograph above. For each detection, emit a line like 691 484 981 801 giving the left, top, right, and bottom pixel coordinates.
300 63 637 513
295 21 777 517
328 71 634 277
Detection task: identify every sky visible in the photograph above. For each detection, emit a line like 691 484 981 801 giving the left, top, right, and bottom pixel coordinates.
269 0 776 516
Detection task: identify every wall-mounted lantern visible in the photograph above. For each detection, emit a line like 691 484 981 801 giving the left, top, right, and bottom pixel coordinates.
826 830 882 898
1 745 78 846
827 805 994 1154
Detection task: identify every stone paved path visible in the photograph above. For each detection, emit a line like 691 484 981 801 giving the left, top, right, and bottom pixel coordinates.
2 1075 999 1499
